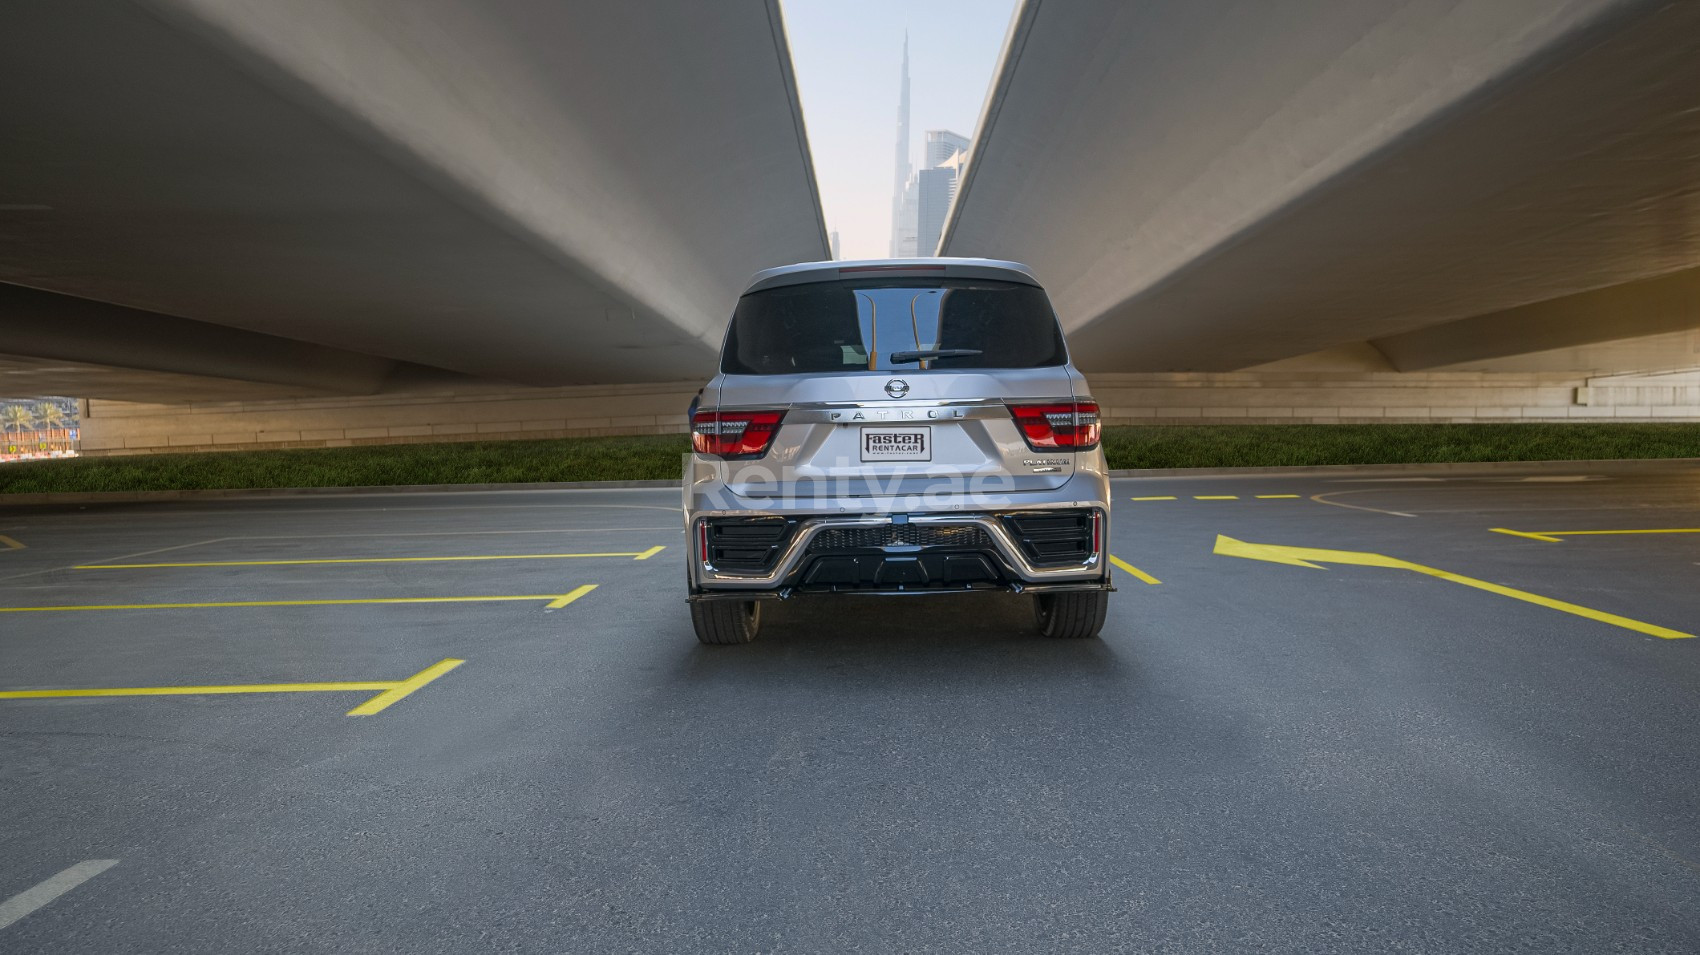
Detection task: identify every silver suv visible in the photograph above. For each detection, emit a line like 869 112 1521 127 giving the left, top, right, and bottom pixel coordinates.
683 258 1112 644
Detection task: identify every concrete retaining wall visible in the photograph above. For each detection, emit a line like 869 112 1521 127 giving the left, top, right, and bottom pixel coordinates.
79 369 1700 456
1090 370 1700 424
80 381 700 455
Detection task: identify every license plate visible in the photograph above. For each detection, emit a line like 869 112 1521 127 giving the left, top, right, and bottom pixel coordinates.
860 427 930 462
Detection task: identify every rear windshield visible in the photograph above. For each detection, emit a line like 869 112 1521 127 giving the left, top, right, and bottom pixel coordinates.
721 277 1068 375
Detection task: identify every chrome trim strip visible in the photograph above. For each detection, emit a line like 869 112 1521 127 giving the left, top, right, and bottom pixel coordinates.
686 579 1110 602
696 512 1102 589
796 397 1006 407
782 401 1007 424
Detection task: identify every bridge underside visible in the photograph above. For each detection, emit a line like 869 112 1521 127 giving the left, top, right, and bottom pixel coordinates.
943 0 1700 377
0 0 825 399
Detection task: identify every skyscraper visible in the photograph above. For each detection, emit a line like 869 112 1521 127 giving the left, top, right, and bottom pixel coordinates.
889 33 913 258
916 130 969 256
916 167 955 258
925 129 971 170
895 181 919 258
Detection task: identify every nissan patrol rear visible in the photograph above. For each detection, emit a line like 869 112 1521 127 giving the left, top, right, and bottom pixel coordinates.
683 258 1113 644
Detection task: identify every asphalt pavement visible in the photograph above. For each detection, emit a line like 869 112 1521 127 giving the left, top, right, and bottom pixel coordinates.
0 462 1696 953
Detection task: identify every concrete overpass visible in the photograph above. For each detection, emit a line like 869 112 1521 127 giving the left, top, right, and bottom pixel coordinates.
2 0 1697 452
1 0 825 402
942 0 1700 379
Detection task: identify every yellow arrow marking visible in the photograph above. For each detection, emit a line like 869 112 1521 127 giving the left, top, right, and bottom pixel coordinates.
1108 555 1161 585
1214 535 1693 640
1492 527 1700 543
0 658 464 717
0 535 23 551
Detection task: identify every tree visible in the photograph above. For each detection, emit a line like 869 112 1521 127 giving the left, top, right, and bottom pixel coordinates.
33 400 68 432
0 403 35 433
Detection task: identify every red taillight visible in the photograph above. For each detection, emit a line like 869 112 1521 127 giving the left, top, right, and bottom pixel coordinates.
691 409 785 459
1008 400 1101 451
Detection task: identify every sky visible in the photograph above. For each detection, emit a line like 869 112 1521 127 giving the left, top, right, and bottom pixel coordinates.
779 0 1019 260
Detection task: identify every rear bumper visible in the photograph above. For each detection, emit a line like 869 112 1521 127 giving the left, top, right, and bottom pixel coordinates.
686 509 1111 599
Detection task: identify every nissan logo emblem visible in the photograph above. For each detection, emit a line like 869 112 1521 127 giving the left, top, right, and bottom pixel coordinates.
884 379 910 398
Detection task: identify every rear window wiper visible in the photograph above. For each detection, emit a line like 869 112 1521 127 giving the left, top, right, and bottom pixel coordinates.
887 348 983 364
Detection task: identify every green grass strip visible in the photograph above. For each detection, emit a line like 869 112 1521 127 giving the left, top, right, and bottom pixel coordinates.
0 434 690 494
1 424 1696 495
1099 423 1700 470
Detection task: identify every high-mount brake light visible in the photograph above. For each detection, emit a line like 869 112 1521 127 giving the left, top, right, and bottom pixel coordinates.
691 409 785 459
1008 400 1101 451
836 265 948 273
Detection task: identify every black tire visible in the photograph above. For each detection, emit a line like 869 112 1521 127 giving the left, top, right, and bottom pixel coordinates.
1034 591 1108 639
690 599 762 645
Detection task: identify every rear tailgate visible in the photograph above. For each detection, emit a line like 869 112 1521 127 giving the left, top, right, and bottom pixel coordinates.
716 367 1080 499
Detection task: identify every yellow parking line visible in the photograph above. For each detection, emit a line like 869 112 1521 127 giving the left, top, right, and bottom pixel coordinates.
632 546 666 560
0 681 391 699
545 584 598 609
0 657 466 717
0 592 593 614
1108 555 1161 585
1132 494 1300 502
73 551 656 569
1493 527 1700 543
1489 528 1564 542
1553 528 1700 535
0 535 23 551
346 659 465 716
